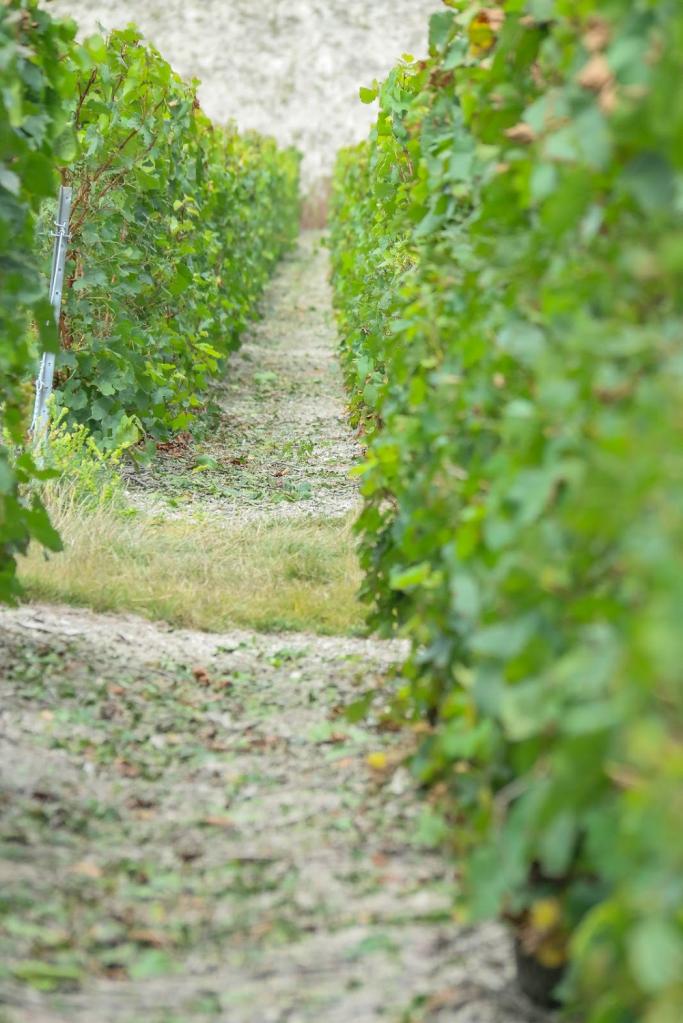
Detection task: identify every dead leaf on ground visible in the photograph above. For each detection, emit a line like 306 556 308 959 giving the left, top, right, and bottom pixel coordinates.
128 929 169 948
201 815 236 829
334 757 355 770
156 432 191 457
71 860 102 880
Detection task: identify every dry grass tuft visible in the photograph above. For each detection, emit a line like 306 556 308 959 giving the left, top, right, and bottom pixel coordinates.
19 497 365 635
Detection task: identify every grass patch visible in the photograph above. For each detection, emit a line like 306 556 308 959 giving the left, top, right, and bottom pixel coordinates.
19 497 365 635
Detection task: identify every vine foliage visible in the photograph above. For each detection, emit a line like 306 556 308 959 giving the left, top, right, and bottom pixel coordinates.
330 2 683 1018
57 29 300 447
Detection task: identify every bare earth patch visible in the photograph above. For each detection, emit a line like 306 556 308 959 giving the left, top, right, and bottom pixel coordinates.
0 604 544 1023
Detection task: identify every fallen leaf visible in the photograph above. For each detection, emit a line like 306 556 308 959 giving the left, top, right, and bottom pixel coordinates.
427 988 466 1011
366 751 388 772
126 795 157 810
71 860 102 880
131 808 157 821
207 740 232 752
104 966 128 982
327 732 348 745
129 929 168 948
201 815 235 829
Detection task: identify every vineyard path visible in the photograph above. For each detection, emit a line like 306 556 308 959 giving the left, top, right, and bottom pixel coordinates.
0 234 544 1023
126 233 361 521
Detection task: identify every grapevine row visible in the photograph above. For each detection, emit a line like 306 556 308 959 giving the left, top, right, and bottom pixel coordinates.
330 3 683 1018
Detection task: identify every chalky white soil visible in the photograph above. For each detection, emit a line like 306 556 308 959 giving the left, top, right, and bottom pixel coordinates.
42 0 440 188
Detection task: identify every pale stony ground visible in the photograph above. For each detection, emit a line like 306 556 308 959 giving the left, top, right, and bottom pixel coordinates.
41 0 440 190
0 604 545 1023
0 235 548 1020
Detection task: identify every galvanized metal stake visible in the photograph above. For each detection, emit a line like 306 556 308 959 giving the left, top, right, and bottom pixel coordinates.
31 185 72 440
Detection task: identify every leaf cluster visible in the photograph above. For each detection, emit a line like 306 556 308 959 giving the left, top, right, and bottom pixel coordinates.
330 2 683 1019
56 28 301 446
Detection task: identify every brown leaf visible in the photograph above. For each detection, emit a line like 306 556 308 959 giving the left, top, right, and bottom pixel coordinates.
212 678 233 691
583 18 611 53
481 8 505 31
577 54 612 92
129 929 168 948
427 988 467 1011
599 84 618 115
504 122 536 144
131 808 157 821
201 815 235 829
207 740 232 752
126 794 157 810
71 860 102 880
104 966 127 982
192 665 211 685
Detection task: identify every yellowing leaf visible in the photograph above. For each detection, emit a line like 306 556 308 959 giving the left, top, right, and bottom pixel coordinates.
530 898 562 932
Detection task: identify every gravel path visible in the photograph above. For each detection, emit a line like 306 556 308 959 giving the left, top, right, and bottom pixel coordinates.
0 605 543 1023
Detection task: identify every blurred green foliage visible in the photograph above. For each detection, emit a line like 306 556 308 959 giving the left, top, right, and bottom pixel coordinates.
330 2 683 1018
